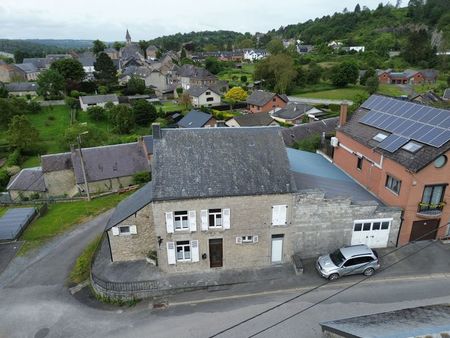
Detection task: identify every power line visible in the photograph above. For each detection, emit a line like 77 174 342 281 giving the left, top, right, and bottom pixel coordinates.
210 222 449 338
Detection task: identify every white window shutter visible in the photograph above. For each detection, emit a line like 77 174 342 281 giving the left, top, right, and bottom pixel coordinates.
201 210 208 231
236 236 243 244
223 208 231 229
167 242 176 265
191 240 199 262
280 205 287 225
272 205 279 225
188 210 197 232
111 227 119 236
165 212 174 234
253 235 259 243
130 225 137 235
272 205 287 226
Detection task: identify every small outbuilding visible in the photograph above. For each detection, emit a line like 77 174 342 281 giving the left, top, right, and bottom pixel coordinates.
0 208 36 241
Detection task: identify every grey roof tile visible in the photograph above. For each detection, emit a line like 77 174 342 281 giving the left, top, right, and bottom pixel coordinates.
273 102 315 120
281 117 339 146
14 63 38 73
177 110 213 128
79 94 119 105
7 168 46 192
5 82 39 92
152 127 296 200
186 86 220 97
41 152 73 173
246 90 288 106
231 112 275 126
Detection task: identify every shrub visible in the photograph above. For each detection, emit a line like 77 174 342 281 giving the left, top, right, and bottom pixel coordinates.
133 171 151 185
6 149 21 166
87 106 106 121
294 134 322 153
0 169 10 191
27 101 42 114
70 90 81 98
240 75 247 83
48 115 55 121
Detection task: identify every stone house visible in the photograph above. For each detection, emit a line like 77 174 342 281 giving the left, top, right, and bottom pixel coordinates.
186 86 221 107
0 64 26 83
333 94 450 245
176 65 218 90
243 49 268 61
5 82 39 96
104 125 401 274
246 90 289 114
146 45 158 60
7 168 47 200
14 63 40 81
79 94 119 111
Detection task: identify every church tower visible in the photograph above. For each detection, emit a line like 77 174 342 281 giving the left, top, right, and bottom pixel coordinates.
125 29 132 45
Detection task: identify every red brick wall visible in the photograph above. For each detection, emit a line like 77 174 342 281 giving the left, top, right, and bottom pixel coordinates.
248 95 287 113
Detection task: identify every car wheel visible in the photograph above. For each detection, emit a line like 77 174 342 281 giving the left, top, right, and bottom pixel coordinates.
363 268 375 276
328 273 339 281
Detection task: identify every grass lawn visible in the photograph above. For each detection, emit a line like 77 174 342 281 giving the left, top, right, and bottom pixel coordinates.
0 207 6 217
377 84 405 97
161 101 185 112
70 234 102 284
19 192 130 254
294 86 368 101
218 63 255 86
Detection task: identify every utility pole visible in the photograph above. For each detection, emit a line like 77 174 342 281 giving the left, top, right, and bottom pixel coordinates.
77 132 91 201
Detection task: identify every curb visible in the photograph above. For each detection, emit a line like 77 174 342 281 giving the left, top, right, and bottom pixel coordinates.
167 272 450 307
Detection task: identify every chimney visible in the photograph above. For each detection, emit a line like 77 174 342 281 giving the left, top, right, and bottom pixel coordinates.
152 123 161 139
216 120 226 127
339 101 349 127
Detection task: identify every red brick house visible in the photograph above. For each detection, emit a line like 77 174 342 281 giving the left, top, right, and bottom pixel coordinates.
246 90 288 113
332 95 450 246
376 69 438 85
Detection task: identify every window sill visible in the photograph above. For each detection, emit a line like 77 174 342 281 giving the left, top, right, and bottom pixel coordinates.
385 187 400 196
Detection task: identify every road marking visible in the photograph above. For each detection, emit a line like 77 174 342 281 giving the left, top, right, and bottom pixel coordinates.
69 280 89 295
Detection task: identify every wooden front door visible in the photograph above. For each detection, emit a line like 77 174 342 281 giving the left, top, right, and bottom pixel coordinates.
410 219 440 241
209 239 223 268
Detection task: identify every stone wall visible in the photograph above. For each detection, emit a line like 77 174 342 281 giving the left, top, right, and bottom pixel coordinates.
87 176 134 194
108 205 156 262
44 170 78 197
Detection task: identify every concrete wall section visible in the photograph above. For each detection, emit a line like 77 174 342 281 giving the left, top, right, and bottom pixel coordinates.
44 170 78 197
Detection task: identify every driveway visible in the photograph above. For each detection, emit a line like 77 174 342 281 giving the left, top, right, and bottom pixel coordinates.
0 241 23 275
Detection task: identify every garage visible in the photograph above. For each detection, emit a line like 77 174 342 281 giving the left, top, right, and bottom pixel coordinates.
409 219 440 242
351 218 392 248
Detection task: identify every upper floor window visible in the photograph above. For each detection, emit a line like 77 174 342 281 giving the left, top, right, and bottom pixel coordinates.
174 211 189 230
209 209 222 227
421 184 446 208
357 156 363 170
205 91 211 95
385 175 401 195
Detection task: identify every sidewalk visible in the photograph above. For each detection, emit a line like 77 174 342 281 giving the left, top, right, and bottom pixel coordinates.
91 239 450 302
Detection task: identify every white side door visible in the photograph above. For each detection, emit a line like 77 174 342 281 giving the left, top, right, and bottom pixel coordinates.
271 237 283 263
351 222 368 245
368 220 391 248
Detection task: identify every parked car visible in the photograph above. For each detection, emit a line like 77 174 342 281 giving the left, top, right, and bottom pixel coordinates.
316 244 380 280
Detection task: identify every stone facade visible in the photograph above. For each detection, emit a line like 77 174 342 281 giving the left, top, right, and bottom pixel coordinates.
44 170 78 197
84 176 134 195
108 205 156 261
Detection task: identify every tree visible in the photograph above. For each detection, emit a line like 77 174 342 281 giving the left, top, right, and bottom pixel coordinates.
94 52 117 85
177 92 192 110
132 99 157 126
224 87 248 102
360 68 376 86
306 64 323 84
236 38 254 49
402 29 436 66
204 57 224 74
254 54 297 93
266 38 284 55
0 85 8 98
366 76 379 94
50 59 85 83
87 106 106 121
138 40 150 58
354 3 361 12
13 50 29 64
125 76 146 95
7 115 40 154
63 124 106 149
92 39 106 55
109 104 135 134
180 48 187 59
330 61 359 87
36 69 65 99
240 75 248 83
113 41 124 51
27 101 42 114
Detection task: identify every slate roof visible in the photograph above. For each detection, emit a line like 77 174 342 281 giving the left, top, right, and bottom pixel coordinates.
22 58 50 70
272 102 316 120
79 94 119 105
105 182 153 231
5 82 39 92
152 127 296 201
14 63 38 73
7 168 46 192
339 98 450 173
71 142 150 184
41 152 73 173
186 86 220 97
281 117 339 146
77 52 96 67
246 90 288 106
320 304 450 338
177 110 213 128
443 88 450 100
287 148 381 204
142 135 153 155
177 65 216 80
230 112 275 126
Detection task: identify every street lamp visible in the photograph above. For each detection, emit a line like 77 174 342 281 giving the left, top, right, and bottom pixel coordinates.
77 131 91 201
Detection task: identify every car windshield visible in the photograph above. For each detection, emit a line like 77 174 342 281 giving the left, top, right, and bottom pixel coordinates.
330 249 346 266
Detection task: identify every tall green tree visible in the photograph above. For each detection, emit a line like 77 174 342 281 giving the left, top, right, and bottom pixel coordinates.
402 29 436 66
94 52 117 85
7 115 40 154
330 61 359 87
125 76 146 95
92 39 106 55
132 99 157 126
113 41 124 51
366 76 380 94
266 38 285 55
50 59 85 82
109 104 135 134
254 54 297 93
36 69 65 99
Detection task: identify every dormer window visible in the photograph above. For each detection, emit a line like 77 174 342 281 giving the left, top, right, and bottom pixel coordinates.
373 133 388 142
402 141 423 153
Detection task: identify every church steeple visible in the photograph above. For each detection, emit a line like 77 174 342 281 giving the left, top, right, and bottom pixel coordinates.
125 29 132 45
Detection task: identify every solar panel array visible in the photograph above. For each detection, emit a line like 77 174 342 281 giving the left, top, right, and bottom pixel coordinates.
359 95 450 152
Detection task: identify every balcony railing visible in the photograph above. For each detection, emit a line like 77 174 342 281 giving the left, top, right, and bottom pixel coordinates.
417 201 446 217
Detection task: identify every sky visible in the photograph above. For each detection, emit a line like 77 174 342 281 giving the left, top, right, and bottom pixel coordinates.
0 0 385 41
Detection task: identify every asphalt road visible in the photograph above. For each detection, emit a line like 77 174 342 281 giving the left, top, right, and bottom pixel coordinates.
1 211 450 338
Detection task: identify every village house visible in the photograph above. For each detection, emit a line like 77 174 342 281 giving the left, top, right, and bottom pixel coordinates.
104 47 120 60
79 94 119 111
7 168 47 201
22 57 51 71
297 45 314 54
0 64 26 83
76 51 96 80
332 94 450 245
271 102 323 125
377 69 438 85
13 63 40 81
280 117 339 147
246 90 289 113
226 112 278 127
145 45 159 60
177 110 217 128
5 82 39 96
243 49 268 62
176 64 218 90
103 125 401 274
186 86 221 107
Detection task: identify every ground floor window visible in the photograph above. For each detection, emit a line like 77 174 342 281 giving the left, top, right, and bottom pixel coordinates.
176 241 191 261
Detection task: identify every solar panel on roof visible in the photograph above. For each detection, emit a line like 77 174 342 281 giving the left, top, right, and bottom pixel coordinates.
378 134 410 153
359 95 450 149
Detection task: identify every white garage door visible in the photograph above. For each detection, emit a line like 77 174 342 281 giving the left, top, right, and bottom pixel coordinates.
351 219 392 248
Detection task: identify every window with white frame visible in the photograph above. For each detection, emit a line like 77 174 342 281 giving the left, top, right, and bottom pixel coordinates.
119 226 130 234
176 241 191 261
111 225 137 236
209 209 223 227
242 235 253 243
174 211 189 230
